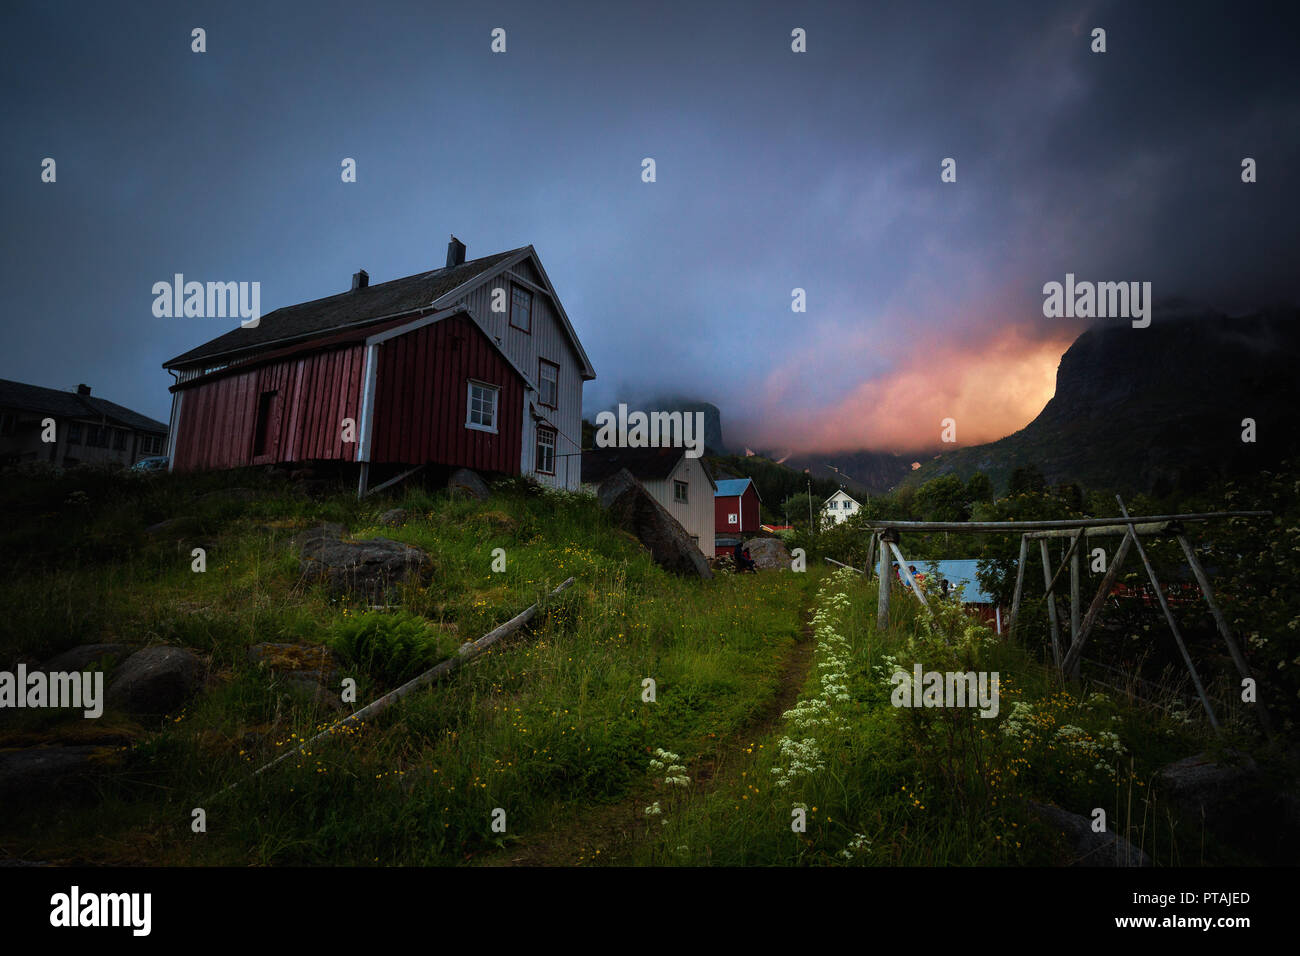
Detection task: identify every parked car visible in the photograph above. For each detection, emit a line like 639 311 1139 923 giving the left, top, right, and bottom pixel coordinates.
131 456 169 472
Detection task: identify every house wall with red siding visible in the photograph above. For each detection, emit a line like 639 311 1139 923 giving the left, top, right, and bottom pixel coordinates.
714 486 762 533
172 345 364 471
368 313 523 474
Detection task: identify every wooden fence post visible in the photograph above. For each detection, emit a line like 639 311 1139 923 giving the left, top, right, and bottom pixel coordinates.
1117 496 1220 733
877 529 896 630
1061 530 1133 678
1008 534 1029 633
1040 539 1063 669
1176 531 1274 739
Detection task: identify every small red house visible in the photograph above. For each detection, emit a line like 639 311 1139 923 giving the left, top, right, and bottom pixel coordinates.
714 477 762 534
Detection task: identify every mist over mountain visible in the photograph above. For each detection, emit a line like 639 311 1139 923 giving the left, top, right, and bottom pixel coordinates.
903 308 1300 496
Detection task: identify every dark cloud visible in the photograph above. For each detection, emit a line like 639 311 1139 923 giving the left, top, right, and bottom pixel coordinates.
1 0 1296 452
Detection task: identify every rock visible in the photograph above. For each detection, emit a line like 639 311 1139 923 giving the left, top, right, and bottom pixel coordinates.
1155 751 1296 858
742 537 792 570
247 643 341 686
1156 751 1259 819
42 643 137 673
447 467 491 501
296 526 432 600
105 646 204 716
378 508 411 527
145 516 201 538
0 745 112 805
290 522 348 548
1030 801 1151 867
594 469 711 578
283 676 347 714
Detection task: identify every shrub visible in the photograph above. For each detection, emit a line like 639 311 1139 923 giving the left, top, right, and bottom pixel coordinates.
326 610 457 686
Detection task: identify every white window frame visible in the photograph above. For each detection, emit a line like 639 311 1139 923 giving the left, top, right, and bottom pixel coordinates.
535 426 556 475
674 480 688 503
466 380 499 433
728 513 738 525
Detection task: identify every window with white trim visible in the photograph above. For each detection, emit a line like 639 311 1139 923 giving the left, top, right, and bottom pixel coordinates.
466 381 499 432
728 513 738 525
535 426 556 475
539 359 559 408
674 480 688 503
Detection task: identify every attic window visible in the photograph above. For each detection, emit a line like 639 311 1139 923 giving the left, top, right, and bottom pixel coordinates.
674 480 688 503
510 285 532 333
538 359 558 408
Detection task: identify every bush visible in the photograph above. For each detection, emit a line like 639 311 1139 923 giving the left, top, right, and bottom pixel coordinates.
326 610 458 686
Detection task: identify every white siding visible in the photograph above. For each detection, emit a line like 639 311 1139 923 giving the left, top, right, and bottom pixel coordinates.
822 489 861 526
644 457 713 557
448 257 586 490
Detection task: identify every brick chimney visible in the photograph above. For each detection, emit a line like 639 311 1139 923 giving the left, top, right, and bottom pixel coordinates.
352 269 369 291
446 235 466 269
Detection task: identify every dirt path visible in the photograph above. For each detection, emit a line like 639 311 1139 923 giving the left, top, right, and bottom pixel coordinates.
476 614 816 866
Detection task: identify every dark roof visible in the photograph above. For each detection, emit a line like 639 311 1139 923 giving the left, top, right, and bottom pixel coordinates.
173 307 531 393
163 248 525 369
581 446 689 484
0 379 167 433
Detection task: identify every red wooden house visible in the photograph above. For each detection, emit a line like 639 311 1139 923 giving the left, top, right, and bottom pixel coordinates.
163 238 595 493
714 477 762 534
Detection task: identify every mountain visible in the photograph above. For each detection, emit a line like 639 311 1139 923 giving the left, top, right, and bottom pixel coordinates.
781 450 916 496
904 308 1300 496
633 395 727 455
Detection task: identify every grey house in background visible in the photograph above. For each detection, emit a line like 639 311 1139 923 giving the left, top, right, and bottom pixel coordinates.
0 379 168 468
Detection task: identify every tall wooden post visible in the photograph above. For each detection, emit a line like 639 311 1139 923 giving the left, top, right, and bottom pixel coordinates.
1069 544 1081 645
1008 534 1029 634
1175 531 1274 739
877 529 896 631
1061 530 1133 678
1040 539 1062 669
1117 497 1220 733
865 533 878 580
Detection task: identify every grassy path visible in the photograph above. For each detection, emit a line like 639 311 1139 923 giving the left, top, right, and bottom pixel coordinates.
476 607 816 866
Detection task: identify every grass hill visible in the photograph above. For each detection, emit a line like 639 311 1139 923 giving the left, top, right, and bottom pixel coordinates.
0 464 1288 866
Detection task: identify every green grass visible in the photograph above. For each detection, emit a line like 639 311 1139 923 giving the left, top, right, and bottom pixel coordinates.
0 468 813 864
627 568 1276 866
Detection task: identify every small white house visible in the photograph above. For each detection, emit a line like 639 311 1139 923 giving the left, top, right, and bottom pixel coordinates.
821 489 862 526
581 446 716 556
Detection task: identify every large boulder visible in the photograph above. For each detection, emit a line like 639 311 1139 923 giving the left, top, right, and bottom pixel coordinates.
0 746 114 806
448 468 491 501
743 537 792 570
42 643 137 673
1155 751 1297 859
105 646 204 716
1030 801 1151 867
595 469 711 578
296 524 432 600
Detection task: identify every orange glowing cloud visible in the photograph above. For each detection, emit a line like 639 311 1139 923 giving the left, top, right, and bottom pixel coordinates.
744 326 1072 454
